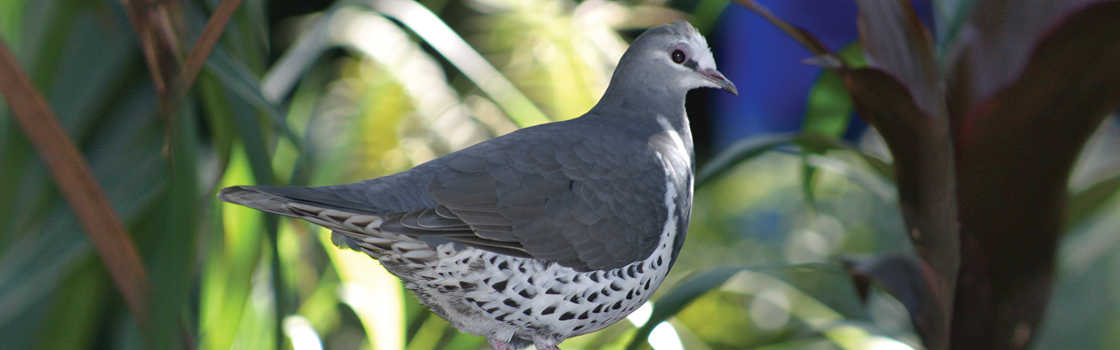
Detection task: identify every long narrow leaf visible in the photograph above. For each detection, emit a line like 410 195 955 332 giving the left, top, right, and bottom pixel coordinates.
698 133 893 188
361 0 551 127
0 36 150 324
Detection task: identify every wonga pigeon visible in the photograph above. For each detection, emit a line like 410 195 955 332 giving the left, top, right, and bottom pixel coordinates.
220 20 736 350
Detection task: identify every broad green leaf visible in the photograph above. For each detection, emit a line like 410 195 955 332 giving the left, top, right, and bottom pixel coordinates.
802 43 866 139
35 256 109 350
0 0 24 47
143 101 202 350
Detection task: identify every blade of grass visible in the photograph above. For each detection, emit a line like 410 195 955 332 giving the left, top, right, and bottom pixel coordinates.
0 36 150 325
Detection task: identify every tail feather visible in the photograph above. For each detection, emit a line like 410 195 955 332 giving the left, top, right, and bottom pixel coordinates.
219 185 443 261
219 186 303 217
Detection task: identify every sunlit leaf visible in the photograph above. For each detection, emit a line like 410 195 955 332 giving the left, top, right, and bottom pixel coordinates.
319 229 407 350
362 0 551 127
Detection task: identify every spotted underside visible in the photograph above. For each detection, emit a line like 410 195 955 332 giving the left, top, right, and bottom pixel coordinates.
285 189 680 348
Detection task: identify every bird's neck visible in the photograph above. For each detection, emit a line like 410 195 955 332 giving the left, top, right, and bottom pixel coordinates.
589 83 691 135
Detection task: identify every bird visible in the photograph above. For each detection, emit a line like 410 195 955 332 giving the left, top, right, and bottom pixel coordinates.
219 20 736 350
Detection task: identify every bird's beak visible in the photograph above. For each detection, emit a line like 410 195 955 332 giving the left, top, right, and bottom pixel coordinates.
698 68 737 95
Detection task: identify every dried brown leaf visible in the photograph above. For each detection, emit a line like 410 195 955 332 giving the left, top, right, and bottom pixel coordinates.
0 36 151 324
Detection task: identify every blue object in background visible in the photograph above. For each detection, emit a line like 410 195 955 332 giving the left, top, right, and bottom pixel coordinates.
710 0 932 150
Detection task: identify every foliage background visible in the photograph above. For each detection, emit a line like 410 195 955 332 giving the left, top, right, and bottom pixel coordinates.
1 0 1119 349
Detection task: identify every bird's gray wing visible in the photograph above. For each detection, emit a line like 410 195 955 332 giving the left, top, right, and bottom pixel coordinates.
382 122 669 271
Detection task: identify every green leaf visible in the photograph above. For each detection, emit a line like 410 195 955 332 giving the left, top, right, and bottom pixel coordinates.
690 0 730 34
0 0 25 49
698 133 894 188
799 42 869 205
697 133 799 188
802 42 864 139
35 256 109 350
1067 173 1120 226
205 43 301 149
624 266 742 350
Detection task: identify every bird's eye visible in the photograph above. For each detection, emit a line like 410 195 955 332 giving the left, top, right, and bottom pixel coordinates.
671 50 686 64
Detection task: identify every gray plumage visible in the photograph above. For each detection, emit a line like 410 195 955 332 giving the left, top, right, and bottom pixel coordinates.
220 20 735 350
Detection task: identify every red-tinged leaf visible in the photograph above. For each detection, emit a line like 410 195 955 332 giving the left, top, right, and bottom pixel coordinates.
843 67 959 350
952 2 1120 349
853 0 944 119
968 0 1108 101
840 254 939 342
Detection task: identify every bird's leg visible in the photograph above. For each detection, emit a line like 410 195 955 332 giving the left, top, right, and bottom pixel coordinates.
532 340 560 350
488 339 513 350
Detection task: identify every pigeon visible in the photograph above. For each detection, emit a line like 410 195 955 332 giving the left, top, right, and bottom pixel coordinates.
219 20 735 350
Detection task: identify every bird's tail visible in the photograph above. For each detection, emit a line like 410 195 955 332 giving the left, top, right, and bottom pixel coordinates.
218 186 440 261
219 186 387 251
219 186 383 232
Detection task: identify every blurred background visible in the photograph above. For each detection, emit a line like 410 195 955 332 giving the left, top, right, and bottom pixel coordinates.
1 0 1119 349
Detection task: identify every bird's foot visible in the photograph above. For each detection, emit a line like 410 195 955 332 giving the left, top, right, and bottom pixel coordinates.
532 343 560 350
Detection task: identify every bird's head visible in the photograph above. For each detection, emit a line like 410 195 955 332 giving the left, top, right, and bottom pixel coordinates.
617 20 737 96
